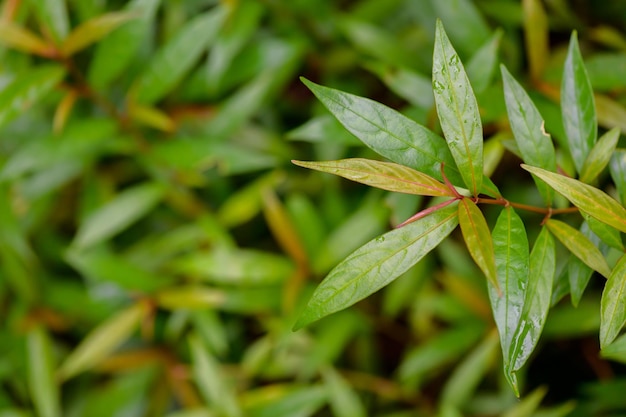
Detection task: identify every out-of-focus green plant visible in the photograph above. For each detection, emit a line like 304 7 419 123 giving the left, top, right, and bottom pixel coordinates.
1 0 626 416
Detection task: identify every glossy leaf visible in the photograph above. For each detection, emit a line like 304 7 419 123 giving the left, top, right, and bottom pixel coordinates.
58 303 145 380
501 65 556 203
601 255 626 348
292 158 453 197
134 6 227 104
433 20 483 195
27 326 61 417
466 29 502 94
561 31 597 173
583 213 624 251
580 127 620 184
73 182 166 249
30 0 69 42
546 219 611 278
489 207 529 394
301 78 461 186
0 22 53 56
522 165 626 234
610 150 626 206
293 202 459 330
61 11 137 56
567 222 597 307
458 199 497 288
509 227 555 374
0 65 66 128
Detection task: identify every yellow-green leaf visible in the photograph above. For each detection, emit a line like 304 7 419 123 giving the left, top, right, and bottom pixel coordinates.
579 127 620 184
292 159 453 197
27 326 61 417
61 11 138 56
601 254 626 348
458 199 497 288
0 22 54 56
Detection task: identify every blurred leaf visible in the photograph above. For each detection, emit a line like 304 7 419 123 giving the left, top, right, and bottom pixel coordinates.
88 0 161 89
600 333 626 363
366 62 434 109
287 115 360 145
61 11 138 56
582 213 624 251
458 199 497 288
0 22 53 56
156 286 225 310
611 150 626 205
72 181 165 249
595 94 626 134
52 89 77 134
466 29 502 94
128 103 175 132
523 0 549 81
489 206 529 394
322 367 366 417
502 386 547 417
189 334 242 417
600 254 626 348
26 326 61 417
544 298 601 337
522 165 626 234
546 219 611 278
440 329 499 408
241 384 327 417
433 20 483 195
586 53 626 91
579 127 620 183
501 64 556 204
510 226 555 373
430 0 490 58
58 302 145 381
293 159 453 197
29 0 69 42
0 65 65 128
294 201 459 330
561 31 597 173
133 6 227 104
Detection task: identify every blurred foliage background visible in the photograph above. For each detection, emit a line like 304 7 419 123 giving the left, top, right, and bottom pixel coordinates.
2 0 626 416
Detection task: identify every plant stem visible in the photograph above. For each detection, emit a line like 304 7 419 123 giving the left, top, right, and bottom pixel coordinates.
475 196 578 215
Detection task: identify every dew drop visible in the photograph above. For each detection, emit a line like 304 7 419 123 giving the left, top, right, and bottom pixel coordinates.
376 236 385 243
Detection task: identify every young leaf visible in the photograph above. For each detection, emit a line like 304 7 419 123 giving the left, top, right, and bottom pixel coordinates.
522 165 626 234
562 31 597 173
458 199 497 288
501 65 556 203
579 127 620 184
546 219 611 278
509 227 555 373
489 207 529 394
292 159 453 197
133 6 228 104
433 20 483 196
601 254 626 348
293 202 459 330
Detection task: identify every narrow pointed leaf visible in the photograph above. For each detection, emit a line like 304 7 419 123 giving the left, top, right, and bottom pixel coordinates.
568 222 597 306
134 6 227 104
488 207 529 393
522 164 626 234
0 22 53 56
61 11 138 56
293 202 459 330
601 254 626 348
583 213 624 251
501 64 556 203
510 226 555 373
27 326 61 417
458 199 497 287
30 0 69 42
546 219 611 278
433 20 483 195
466 29 502 94
610 150 626 206
562 31 597 173
292 159 453 197
580 127 620 184
523 0 549 82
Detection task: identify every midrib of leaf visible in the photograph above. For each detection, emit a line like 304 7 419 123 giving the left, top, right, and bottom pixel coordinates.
439 43 478 194
320 209 457 307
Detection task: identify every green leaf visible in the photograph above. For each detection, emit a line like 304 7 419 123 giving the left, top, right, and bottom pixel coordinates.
433 20 483 195
501 64 556 203
522 164 626 234
0 65 66 128
583 213 624 251
58 303 145 381
133 6 228 104
523 0 549 81
61 11 138 56
27 326 61 417
546 219 611 278
567 221 597 307
610 150 626 206
292 158 453 197
0 22 53 56
579 127 620 183
72 182 166 249
561 31 597 173
509 227 555 374
300 77 461 186
600 333 626 363
293 201 459 330
430 0 490 58
489 207 529 394
600 254 626 348
322 367 367 417
30 0 69 42
466 30 502 94
458 199 497 288
366 62 434 109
